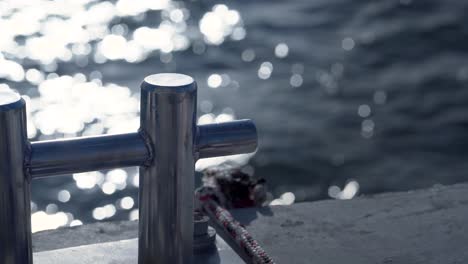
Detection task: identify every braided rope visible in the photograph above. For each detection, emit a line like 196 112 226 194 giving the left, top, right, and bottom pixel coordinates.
196 187 275 264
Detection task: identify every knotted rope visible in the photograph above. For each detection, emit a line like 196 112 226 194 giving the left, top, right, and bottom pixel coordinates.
196 186 275 264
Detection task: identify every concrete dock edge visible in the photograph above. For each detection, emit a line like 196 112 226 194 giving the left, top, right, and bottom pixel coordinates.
33 183 468 263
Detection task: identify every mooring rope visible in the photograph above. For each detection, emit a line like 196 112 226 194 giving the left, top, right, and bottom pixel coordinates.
196 186 276 264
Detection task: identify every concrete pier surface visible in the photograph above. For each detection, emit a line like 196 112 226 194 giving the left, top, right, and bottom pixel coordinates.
33 183 468 263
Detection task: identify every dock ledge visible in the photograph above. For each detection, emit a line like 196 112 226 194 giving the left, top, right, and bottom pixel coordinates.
33 183 468 263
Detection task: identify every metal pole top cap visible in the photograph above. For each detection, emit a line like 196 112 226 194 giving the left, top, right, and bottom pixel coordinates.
0 89 23 111
141 73 196 93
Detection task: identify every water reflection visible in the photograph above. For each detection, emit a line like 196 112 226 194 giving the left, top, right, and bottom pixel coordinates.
207 74 222 88
328 180 360 200
57 190 71 203
0 0 244 70
290 74 303 88
31 211 70 233
274 43 289 59
241 49 255 62
93 204 117 220
258 62 273 80
0 0 376 233
341 37 355 51
0 0 297 233
199 5 244 45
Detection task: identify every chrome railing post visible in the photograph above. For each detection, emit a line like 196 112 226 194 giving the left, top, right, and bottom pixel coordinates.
138 73 197 264
0 91 32 264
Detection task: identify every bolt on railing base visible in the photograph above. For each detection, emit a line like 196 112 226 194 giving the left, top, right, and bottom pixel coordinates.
194 213 217 254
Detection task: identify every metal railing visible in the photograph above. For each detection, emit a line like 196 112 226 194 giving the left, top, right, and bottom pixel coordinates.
0 73 258 264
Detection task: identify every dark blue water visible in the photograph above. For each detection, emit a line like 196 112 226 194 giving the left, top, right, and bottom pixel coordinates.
4 0 468 227
188 0 468 201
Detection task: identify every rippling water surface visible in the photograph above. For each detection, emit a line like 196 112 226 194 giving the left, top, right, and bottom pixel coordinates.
1 0 468 231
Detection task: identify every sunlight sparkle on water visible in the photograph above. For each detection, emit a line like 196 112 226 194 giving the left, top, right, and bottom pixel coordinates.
361 119 375 138
274 43 289 58
99 34 128 60
93 204 117 220
207 74 222 88
199 5 244 45
358 104 371 118
241 49 255 62
197 111 235 125
258 62 273 80
31 211 69 233
30 74 139 136
200 100 214 113
169 9 185 23
57 190 71 203
0 84 20 105
0 0 301 230
116 0 170 16
46 204 58 214
270 192 295 206
0 0 238 71
132 172 139 187
290 74 303 87
0 59 24 82
73 171 104 189
102 182 117 195
342 37 355 51
120 197 135 210
107 169 128 185
129 209 139 221
328 180 360 200
26 69 45 85
374 91 387 105
106 169 128 191
70 220 83 227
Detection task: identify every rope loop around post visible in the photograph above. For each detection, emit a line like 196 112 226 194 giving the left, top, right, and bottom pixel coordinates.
195 186 275 264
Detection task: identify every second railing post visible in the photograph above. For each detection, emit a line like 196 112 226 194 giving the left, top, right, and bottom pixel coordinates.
0 92 32 264
138 73 197 264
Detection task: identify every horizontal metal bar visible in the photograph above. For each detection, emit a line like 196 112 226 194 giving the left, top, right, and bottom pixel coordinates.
29 120 257 178
29 132 148 179
196 120 257 160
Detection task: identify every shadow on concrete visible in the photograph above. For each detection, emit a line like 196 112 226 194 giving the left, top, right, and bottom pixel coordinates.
231 206 274 225
195 249 221 264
